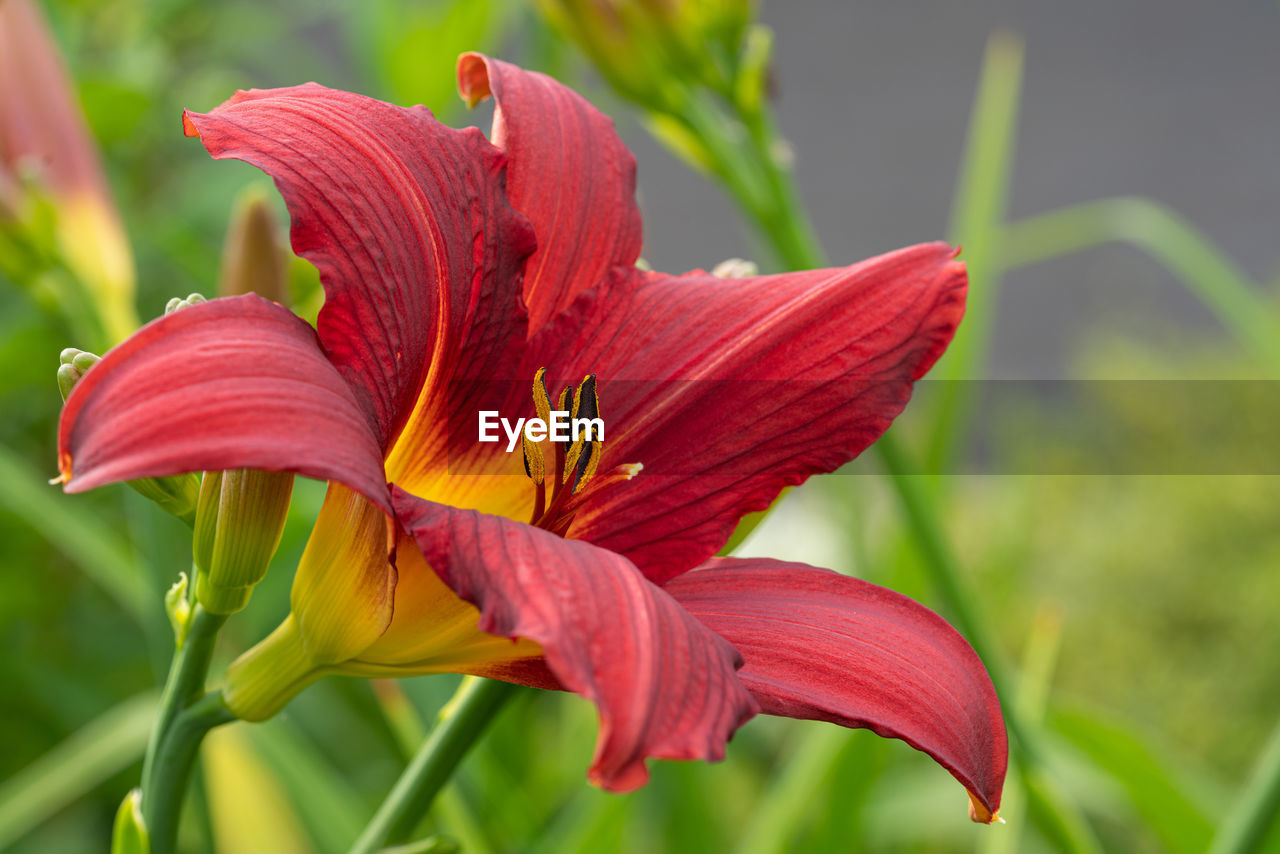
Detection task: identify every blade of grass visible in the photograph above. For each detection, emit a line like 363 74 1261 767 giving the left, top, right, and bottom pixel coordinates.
1208 718 1280 854
980 608 1062 854
1052 709 1216 854
0 691 157 849
878 437 1102 854
732 725 860 854
925 31 1025 474
999 197 1280 372
0 443 147 622
241 720 368 854
202 725 313 854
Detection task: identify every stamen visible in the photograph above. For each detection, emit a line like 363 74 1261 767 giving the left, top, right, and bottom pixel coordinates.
563 375 599 480
521 433 544 482
524 370 610 530
532 367 552 425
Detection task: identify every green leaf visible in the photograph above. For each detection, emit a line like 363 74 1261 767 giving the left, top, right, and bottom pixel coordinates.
240 720 367 854
925 31 1025 473
1208 718 1280 854
1052 708 1217 854
999 197 1280 373
0 692 156 849
0 442 148 622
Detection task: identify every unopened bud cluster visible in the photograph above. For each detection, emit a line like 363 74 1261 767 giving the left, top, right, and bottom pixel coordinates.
58 347 201 521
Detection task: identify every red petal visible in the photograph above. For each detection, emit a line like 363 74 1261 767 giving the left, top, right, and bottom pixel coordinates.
537 242 966 583
458 53 643 328
183 84 535 450
666 558 1007 820
392 487 758 791
58 295 390 511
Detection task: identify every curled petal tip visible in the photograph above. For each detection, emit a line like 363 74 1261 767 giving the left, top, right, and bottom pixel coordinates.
968 791 1001 824
52 452 72 486
181 109 201 138
456 52 493 108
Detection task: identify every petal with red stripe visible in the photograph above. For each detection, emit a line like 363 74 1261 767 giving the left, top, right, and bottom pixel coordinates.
392 486 758 791
666 557 1007 822
533 241 966 583
458 53 643 328
183 84 535 450
58 294 390 512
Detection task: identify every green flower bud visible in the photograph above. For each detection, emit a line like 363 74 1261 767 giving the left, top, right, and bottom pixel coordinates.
164 292 206 314
56 346 201 521
57 347 99 401
193 469 293 614
110 788 149 854
165 572 193 648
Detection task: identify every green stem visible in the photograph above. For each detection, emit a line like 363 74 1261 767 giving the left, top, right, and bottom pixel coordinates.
143 693 234 854
348 677 520 854
709 85 1102 854
140 605 230 854
737 105 827 270
1208 718 1280 854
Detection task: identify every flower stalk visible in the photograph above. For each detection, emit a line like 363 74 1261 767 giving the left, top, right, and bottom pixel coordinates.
139 605 232 854
348 677 520 854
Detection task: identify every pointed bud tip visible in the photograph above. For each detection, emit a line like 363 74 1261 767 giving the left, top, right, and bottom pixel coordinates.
111 788 149 854
165 573 193 647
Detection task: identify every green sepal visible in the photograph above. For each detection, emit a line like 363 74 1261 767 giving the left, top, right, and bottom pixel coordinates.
127 473 201 525
111 788 150 854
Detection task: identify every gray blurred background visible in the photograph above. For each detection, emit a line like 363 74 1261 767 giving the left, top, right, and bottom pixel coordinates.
619 1 1280 377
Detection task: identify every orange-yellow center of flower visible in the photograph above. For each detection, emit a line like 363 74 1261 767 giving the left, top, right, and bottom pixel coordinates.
523 367 603 535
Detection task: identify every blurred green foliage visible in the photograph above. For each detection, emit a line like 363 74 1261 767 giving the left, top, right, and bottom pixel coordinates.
3 1 1280 853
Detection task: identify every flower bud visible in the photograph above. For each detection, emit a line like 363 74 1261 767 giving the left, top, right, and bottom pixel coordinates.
217 187 288 302
110 788 149 854
1 0 139 346
165 572 193 647
164 292 206 314
57 347 202 520
710 257 758 278
193 469 293 614
127 473 201 523
538 0 758 108
56 347 99 401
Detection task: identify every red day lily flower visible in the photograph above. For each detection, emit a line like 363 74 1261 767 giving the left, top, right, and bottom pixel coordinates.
56 55 1006 819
